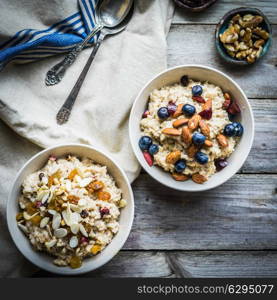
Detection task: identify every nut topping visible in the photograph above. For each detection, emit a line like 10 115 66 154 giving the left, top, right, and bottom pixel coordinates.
217 134 229 148
166 150 181 164
162 128 181 136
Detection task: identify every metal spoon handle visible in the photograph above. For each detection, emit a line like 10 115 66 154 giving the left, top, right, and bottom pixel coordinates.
56 34 104 125
45 24 103 86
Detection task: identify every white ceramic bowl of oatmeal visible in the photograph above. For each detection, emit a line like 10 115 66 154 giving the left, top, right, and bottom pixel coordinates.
129 65 254 191
7 144 134 275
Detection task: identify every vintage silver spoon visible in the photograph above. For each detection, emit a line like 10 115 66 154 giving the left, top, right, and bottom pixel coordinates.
45 0 133 86
56 1 134 125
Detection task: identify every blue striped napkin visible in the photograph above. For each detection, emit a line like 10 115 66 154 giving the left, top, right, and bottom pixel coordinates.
0 0 98 69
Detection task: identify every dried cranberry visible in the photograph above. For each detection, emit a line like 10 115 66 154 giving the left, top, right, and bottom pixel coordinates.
227 101 241 115
142 110 150 118
199 108 212 120
192 96 206 103
80 236 89 244
143 151 153 166
215 159 228 171
80 210 89 218
35 201 42 208
180 75 189 86
49 155 57 161
100 207 110 217
167 102 177 115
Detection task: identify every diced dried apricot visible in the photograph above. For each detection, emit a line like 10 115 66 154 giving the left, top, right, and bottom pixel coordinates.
67 195 80 204
91 181 104 191
30 215 42 225
91 245 101 255
26 203 37 215
97 191 111 201
68 168 78 181
69 256 82 269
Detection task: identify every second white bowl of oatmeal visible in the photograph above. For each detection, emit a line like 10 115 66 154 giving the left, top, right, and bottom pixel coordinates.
129 65 254 191
7 144 134 275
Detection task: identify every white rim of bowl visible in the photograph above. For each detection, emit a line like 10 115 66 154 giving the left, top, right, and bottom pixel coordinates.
129 64 255 192
7 143 134 275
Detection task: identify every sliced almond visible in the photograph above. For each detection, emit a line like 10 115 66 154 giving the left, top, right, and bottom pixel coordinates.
172 118 189 128
52 213 61 230
204 140 213 147
79 177 93 188
188 114 201 131
166 150 181 164
199 120 210 137
172 173 189 181
45 239 57 248
70 223 80 235
202 98 212 111
187 144 199 158
79 224 88 237
217 134 229 148
40 217 50 228
172 104 183 118
162 128 181 136
192 173 207 184
182 126 192 144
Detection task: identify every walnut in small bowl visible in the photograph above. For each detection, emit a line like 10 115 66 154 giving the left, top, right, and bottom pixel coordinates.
215 8 272 65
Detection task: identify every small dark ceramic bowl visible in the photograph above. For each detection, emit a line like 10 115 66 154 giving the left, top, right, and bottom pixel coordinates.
215 7 272 65
174 0 218 12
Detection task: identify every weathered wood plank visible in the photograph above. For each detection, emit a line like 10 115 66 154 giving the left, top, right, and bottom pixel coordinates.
33 251 277 278
173 0 277 24
167 25 277 98
124 174 277 250
242 99 277 173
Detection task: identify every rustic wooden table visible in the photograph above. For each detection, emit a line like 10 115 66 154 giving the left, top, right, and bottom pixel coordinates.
36 0 277 277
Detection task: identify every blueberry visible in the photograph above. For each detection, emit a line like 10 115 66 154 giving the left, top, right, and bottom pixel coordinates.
182 104 196 116
174 159 186 173
148 144 159 155
223 123 236 137
195 152 209 165
192 85 203 96
232 122 244 137
157 107 170 120
180 75 189 86
192 132 206 145
139 136 152 151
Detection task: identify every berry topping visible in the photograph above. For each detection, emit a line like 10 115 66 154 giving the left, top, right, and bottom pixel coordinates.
148 144 159 155
100 207 110 217
215 158 228 171
167 102 177 115
143 151 153 166
80 236 89 244
192 96 206 103
192 85 203 96
227 101 241 115
139 136 152 151
142 110 150 118
232 122 244 137
80 210 89 218
180 75 189 86
195 152 209 164
157 107 170 120
223 124 236 137
174 159 186 173
192 132 206 145
182 104 196 116
199 108 212 120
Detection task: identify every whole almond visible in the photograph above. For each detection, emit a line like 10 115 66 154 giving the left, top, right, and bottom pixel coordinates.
172 173 189 181
192 173 207 184
202 98 212 111
162 128 181 136
173 118 189 128
204 140 213 147
199 120 210 137
182 126 192 144
166 151 181 164
217 134 228 148
187 144 199 158
172 104 184 118
188 114 201 131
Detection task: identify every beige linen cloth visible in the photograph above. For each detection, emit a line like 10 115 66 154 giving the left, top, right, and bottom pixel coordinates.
0 0 174 277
